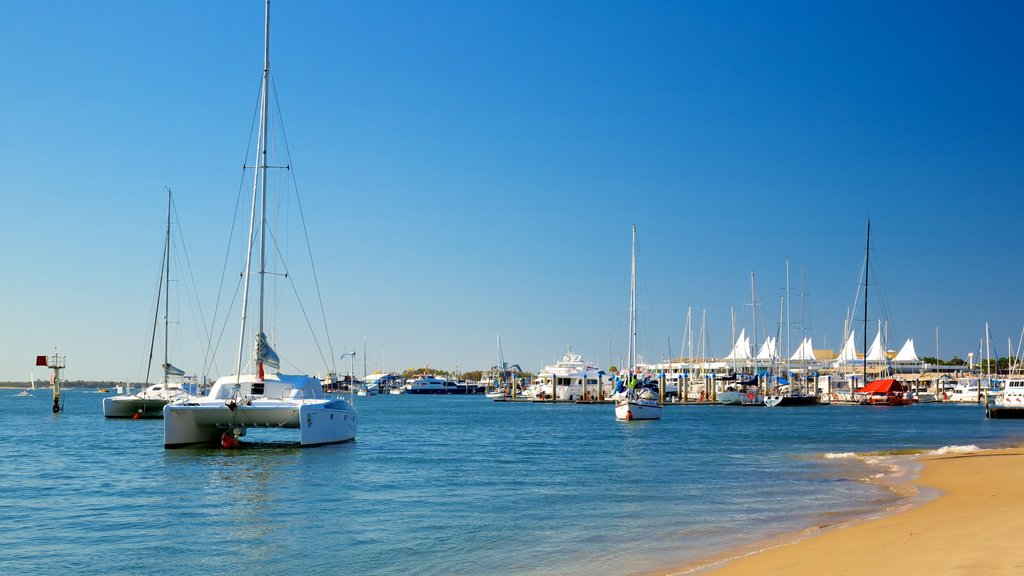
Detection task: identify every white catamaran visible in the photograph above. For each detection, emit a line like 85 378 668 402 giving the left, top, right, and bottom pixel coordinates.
164 0 357 448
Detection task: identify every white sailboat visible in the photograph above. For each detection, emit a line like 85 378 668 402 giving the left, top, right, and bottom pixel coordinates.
615 225 663 421
103 189 192 418
164 0 356 448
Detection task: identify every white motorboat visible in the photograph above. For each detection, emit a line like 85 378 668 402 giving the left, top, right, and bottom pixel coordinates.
615 390 662 420
614 226 662 421
525 351 612 401
717 377 764 405
104 189 195 419
164 0 356 448
945 378 999 403
987 378 1024 419
405 376 482 394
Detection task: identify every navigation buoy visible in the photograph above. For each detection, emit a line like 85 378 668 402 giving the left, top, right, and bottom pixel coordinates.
221 431 240 449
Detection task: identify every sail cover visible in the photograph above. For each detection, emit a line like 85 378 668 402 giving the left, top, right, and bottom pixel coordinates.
894 339 919 362
162 362 185 377
255 331 281 369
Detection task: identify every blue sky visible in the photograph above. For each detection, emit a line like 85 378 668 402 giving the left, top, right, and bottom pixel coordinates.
2 1 1022 382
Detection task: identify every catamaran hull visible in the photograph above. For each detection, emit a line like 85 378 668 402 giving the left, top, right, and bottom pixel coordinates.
163 400 357 447
764 394 820 407
103 396 172 419
615 399 663 420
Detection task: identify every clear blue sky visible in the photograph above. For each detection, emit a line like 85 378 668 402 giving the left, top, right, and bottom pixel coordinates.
2 1 1022 382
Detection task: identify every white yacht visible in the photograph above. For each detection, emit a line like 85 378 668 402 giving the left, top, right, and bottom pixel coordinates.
164 1 356 448
987 378 1024 419
717 377 764 405
946 378 999 403
525 351 612 401
404 376 482 394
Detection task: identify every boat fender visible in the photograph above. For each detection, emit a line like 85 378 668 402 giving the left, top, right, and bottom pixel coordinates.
747 393 754 401
133 409 142 420
626 409 633 421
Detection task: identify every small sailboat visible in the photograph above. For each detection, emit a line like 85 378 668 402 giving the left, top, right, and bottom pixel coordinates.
615 225 662 421
164 0 356 448
103 189 192 419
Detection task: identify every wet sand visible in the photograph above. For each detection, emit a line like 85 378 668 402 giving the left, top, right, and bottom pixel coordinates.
663 446 1024 575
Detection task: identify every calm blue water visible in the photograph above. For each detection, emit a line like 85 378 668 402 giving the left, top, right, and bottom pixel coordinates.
3 389 1023 575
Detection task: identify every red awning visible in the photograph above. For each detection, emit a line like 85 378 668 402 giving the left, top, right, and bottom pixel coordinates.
856 378 906 394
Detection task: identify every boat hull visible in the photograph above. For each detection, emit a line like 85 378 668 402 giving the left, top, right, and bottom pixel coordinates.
764 394 819 407
987 406 1024 419
103 395 173 419
163 398 357 447
615 398 663 420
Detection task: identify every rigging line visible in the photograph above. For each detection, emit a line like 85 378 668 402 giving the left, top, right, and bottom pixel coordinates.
209 275 245 378
284 271 331 371
203 88 263 378
270 75 337 376
171 198 214 376
145 219 170 385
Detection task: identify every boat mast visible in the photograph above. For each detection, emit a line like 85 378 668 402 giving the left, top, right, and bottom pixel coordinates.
628 224 637 374
786 257 791 394
863 219 870 391
163 188 172 397
145 191 170 386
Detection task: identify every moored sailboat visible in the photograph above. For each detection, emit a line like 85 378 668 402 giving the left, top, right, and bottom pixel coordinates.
164 0 356 448
103 189 193 419
615 225 662 421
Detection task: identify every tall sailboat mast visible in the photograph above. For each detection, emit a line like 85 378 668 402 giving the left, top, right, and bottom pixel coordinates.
863 219 871 390
628 224 637 373
163 189 172 395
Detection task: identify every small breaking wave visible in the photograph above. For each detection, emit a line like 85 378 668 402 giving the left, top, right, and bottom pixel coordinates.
926 444 980 455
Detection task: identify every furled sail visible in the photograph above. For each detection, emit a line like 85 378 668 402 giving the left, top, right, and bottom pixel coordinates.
162 362 185 377
255 331 281 369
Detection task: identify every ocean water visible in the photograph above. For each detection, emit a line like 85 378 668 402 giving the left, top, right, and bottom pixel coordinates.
2 389 1023 575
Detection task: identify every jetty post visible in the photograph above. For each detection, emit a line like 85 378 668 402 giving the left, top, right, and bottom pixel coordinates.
37 350 65 414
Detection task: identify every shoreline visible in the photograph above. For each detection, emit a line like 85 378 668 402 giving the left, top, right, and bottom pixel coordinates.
656 444 1024 575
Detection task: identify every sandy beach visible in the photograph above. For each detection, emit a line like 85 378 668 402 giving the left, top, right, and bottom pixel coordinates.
663 446 1024 575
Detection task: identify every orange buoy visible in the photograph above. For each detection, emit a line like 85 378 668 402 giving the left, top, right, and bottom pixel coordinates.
133 410 141 420
221 432 240 449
